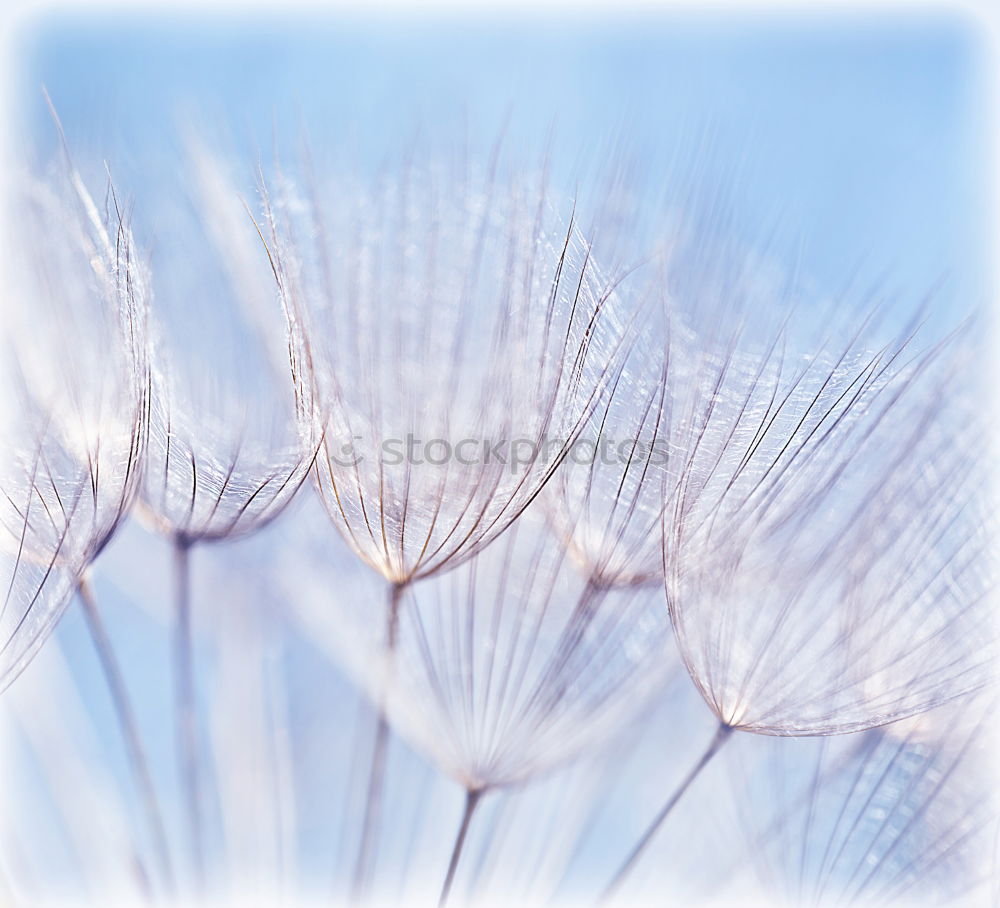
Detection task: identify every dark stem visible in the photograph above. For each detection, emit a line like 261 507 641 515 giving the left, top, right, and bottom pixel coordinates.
78 573 175 897
350 580 406 901
173 535 204 892
438 787 485 908
599 723 733 903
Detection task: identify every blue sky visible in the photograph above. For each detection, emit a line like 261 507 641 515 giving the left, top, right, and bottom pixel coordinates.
5 9 995 900
15 9 994 326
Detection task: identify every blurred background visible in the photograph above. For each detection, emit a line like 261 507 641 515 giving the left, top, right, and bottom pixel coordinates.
1 7 995 906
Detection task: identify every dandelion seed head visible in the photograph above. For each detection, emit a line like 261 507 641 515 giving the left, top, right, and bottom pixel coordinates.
662 314 995 736
265 149 637 584
0 157 148 689
138 147 311 544
377 512 675 789
714 696 996 906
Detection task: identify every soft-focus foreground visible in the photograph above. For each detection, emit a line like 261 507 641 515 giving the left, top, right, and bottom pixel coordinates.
0 13 997 908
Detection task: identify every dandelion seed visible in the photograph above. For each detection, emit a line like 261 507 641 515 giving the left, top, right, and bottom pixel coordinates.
266 150 634 587
0 132 170 892
543 276 675 593
600 282 995 897
717 695 998 906
290 499 673 905
260 143 638 895
1 157 149 683
134 147 314 892
665 334 994 736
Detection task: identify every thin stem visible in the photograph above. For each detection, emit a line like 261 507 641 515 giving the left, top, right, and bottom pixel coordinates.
350 580 406 901
599 722 733 903
173 535 204 892
78 573 175 897
439 787 485 908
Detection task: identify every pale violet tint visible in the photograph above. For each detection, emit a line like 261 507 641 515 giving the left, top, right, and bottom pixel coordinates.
268 158 633 584
139 147 310 544
663 333 995 734
0 162 148 689
2 11 994 906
